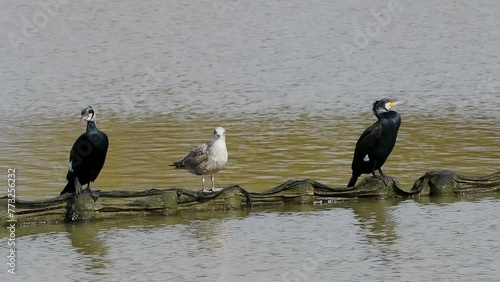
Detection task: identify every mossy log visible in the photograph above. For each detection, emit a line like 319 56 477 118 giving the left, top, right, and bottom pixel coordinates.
410 170 500 196
1 170 499 226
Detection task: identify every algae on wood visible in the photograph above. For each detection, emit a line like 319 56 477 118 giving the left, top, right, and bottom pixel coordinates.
411 170 500 196
1 170 498 226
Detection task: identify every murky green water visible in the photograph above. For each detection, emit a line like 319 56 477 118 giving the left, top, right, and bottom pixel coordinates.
1 0 499 280
2 113 499 199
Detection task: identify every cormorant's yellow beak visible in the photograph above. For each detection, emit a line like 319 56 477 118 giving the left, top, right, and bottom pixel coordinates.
386 100 405 110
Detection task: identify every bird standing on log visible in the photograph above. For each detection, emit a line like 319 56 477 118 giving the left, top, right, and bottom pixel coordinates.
347 98 403 187
171 127 228 192
60 106 109 200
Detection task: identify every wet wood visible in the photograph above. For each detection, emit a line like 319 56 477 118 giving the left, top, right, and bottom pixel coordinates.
1 170 499 226
410 170 500 195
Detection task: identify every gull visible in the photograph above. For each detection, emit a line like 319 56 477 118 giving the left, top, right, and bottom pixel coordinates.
171 127 228 192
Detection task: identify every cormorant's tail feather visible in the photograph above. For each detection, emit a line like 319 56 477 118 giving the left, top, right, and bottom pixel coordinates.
60 181 74 195
347 174 358 188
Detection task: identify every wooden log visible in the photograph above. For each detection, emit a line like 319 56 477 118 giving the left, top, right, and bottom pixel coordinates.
66 189 180 220
0 194 70 224
176 186 247 211
249 179 315 206
411 170 500 196
1 170 498 226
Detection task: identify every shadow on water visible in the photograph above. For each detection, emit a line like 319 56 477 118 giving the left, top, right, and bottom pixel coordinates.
0 194 498 278
343 198 403 244
1 209 252 271
4 193 499 240
413 192 500 206
64 223 109 270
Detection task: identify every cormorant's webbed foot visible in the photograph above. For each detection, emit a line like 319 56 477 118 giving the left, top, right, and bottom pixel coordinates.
379 175 389 186
74 177 83 195
371 170 393 186
376 169 395 186
83 187 100 202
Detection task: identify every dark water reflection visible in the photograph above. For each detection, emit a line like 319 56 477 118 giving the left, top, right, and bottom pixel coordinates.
64 223 109 271
2 196 499 281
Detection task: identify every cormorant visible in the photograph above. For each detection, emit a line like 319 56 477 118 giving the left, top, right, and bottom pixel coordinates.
60 106 109 200
171 127 228 192
347 98 403 187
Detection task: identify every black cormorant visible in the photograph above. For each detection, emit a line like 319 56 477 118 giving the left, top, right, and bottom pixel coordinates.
60 106 109 199
347 98 403 187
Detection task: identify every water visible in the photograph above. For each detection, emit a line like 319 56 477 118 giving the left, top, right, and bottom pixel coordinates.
1 0 499 280
1 197 500 281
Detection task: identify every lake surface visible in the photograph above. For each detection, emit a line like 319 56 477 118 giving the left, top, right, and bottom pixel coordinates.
2 196 500 281
0 0 499 280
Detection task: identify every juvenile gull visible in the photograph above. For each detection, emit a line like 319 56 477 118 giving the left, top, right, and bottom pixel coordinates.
171 127 228 192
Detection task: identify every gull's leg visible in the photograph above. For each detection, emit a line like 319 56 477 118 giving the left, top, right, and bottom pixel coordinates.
201 175 208 192
210 174 223 192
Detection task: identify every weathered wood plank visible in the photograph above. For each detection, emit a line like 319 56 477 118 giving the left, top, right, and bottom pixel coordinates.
1 170 498 226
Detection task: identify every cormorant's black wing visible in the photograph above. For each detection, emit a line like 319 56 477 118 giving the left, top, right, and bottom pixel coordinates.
66 130 109 182
66 133 87 181
352 121 382 169
91 131 109 178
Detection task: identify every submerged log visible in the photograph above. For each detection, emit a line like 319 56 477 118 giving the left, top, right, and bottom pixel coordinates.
411 170 500 196
1 170 498 226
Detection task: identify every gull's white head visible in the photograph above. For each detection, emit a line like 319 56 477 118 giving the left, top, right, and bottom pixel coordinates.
212 127 226 140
